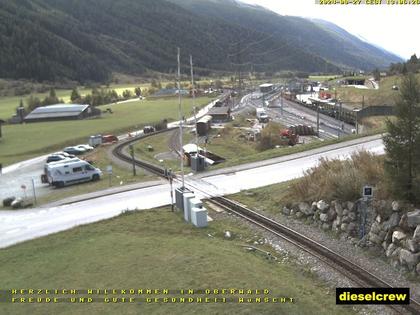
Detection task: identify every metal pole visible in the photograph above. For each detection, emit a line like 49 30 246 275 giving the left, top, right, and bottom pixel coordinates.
280 90 283 116
31 178 37 205
356 111 359 135
169 169 174 212
177 48 185 188
190 55 199 157
339 101 342 121
316 103 320 137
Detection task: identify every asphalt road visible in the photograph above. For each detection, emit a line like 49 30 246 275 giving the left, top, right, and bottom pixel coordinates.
0 136 384 248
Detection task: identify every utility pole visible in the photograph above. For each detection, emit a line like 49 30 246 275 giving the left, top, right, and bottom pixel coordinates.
177 48 185 188
339 101 342 121
316 102 320 137
237 42 242 94
169 169 174 212
190 55 199 156
280 90 284 116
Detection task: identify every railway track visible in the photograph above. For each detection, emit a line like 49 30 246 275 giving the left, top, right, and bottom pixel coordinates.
208 197 420 315
112 130 420 314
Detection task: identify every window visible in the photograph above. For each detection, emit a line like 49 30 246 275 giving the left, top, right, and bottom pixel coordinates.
85 165 94 171
73 167 83 173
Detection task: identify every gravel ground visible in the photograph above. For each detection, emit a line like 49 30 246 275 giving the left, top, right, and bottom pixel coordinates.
210 205 420 315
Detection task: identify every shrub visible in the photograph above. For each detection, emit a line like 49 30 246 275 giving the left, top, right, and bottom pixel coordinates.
291 151 387 202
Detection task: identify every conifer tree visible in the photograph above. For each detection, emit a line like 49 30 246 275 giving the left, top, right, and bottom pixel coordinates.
383 74 420 202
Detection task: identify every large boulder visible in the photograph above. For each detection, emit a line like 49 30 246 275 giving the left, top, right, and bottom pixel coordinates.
347 201 355 212
386 243 397 257
391 201 400 212
407 239 419 253
348 212 357 222
407 209 420 228
282 206 290 216
391 246 402 259
369 233 382 245
399 214 409 231
334 201 344 216
399 249 420 270
298 202 313 216
317 200 329 213
341 215 351 224
347 222 357 234
332 217 342 231
327 208 337 221
382 212 400 231
370 222 382 235
319 213 330 222
392 230 407 244
340 223 348 232
414 225 420 240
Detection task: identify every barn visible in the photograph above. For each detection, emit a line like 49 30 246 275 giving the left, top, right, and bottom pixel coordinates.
24 104 101 123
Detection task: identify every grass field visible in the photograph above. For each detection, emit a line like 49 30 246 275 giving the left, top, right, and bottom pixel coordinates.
0 85 153 119
335 73 420 108
230 181 296 216
308 75 341 82
0 80 205 119
0 208 356 315
134 125 262 172
0 96 214 166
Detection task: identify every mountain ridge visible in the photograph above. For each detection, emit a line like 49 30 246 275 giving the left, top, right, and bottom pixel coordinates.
0 0 403 83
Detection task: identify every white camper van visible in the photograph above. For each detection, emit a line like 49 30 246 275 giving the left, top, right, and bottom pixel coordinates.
44 159 102 187
256 108 269 123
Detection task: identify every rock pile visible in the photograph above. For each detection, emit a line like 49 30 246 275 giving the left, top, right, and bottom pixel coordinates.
282 199 420 275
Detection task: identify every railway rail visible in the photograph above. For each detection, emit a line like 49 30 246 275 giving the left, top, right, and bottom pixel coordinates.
112 130 420 314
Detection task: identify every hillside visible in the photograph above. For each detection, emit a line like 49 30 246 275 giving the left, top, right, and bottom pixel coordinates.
0 0 402 83
171 0 402 70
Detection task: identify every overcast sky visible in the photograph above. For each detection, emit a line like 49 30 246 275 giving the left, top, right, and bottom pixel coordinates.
240 0 418 60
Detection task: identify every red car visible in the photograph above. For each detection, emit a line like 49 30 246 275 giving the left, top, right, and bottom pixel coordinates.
102 135 118 144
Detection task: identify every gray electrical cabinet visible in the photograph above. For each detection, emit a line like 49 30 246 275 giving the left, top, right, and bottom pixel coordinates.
175 187 192 211
191 207 208 228
191 155 205 172
183 192 195 222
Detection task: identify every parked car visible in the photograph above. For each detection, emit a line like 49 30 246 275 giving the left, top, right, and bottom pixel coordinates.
53 151 75 158
76 144 94 151
102 134 118 144
63 146 86 155
46 154 68 163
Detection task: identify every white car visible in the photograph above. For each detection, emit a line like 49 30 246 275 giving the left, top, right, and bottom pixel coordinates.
53 151 75 158
76 144 94 151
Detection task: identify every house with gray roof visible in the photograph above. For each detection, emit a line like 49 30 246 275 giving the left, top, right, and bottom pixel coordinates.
24 104 100 123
